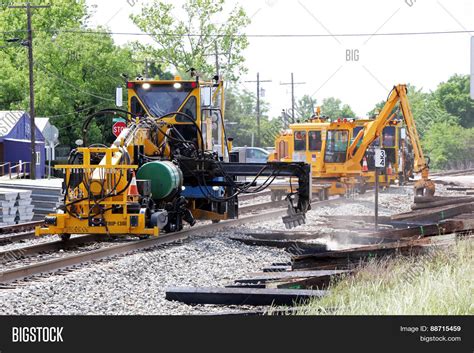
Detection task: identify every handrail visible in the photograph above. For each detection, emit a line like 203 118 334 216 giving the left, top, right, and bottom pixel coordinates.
0 162 11 178
9 161 30 179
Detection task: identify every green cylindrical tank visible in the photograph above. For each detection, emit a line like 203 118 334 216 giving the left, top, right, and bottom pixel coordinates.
136 161 183 200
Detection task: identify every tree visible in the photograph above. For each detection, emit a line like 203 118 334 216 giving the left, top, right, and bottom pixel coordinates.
408 85 458 138
0 1 140 147
433 74 474 128
130 0 250 82
423 122 474 169
366 85 458 138
224 89 281 147
320 97 356 119
127 41 175 80
295 95 317 120
364 81 473 168
33 30 139 147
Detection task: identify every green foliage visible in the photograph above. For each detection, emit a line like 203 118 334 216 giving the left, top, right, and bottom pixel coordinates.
130 0 250 81
0 1 140 148
407 85 459 138
366 79 473 169
33 30 139 147
127 42 175 80
434 74 473 128
224 89 281 147
423 122 474 169
320 97 356 119
367 86 458 138
295 95 317 120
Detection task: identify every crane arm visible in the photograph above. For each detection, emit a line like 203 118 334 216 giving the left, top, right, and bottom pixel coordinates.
396 85 429 174
350 90 399 163
350 84 434 197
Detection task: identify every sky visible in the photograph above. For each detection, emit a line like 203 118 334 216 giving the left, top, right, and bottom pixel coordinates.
85 0 473 118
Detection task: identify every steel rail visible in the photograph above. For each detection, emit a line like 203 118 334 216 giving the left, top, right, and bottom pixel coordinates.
0 234 104 263
0 196 350 284
238 190 271 202
0 231 36 245
430 169 474 177
0 220 43 235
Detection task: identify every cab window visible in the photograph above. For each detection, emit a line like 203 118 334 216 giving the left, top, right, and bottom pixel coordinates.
130 96 145 116
382 126 396 147
308 131 322 151
178 96 197 122
352 126 363 143
278 140 288 159
294 131 306 151
324 130 349 163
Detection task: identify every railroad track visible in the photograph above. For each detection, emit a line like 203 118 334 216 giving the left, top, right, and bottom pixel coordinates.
0 193 274 245
0 233 105 264
0 220 42 235
0 196 347 284
238 190 271 202
0 194 301 246
430 168 474 177
0 199 292 254
0 231 36 245
0 221 44 245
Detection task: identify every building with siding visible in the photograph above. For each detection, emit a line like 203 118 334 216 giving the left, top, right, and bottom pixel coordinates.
0 111 45 178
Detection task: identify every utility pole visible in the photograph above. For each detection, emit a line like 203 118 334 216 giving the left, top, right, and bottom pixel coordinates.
214 41 220 78
245 73 272 147
9 2 50 180
133 59 156 78
280 73 306 123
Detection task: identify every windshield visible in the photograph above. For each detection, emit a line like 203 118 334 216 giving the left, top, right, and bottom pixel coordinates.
324 130 349 163
382 126 396 147
135 84 192 117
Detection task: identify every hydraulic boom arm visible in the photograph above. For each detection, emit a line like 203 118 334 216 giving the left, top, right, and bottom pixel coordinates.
348 84 435 197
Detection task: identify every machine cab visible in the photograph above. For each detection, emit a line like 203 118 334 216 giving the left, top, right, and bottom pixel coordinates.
271 122 329 172
126 77 228 158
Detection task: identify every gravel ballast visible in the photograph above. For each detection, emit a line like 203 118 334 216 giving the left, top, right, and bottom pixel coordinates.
0 182 468 315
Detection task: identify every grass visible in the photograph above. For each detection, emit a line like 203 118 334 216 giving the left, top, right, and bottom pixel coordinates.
295 239 473 315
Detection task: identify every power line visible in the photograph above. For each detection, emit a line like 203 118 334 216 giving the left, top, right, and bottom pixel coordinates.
1 28 473 38
245 73 272 147
280 73 306 123
44 35 126 83
41 102 105 119
35 61 115 102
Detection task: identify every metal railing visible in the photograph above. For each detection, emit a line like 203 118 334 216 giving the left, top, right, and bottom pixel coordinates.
1 161 31 179
0 162 11 178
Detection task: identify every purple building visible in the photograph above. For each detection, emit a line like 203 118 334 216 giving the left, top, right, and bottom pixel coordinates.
0 111 45 178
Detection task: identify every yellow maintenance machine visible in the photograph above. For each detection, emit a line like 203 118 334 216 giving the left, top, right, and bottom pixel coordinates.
269 84 433 200
352 118 413 186
36 76 312 239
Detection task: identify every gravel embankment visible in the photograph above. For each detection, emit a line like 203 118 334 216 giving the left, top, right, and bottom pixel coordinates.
0 235 287 315
0 181 469 315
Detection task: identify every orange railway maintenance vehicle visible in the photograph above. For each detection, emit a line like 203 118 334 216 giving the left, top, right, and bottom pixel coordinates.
269 84 433 201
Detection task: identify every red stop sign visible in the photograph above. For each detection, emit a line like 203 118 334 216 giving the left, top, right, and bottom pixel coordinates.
112 121 127 137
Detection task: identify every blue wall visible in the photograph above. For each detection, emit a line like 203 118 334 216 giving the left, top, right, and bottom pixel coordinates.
0 112 46 178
